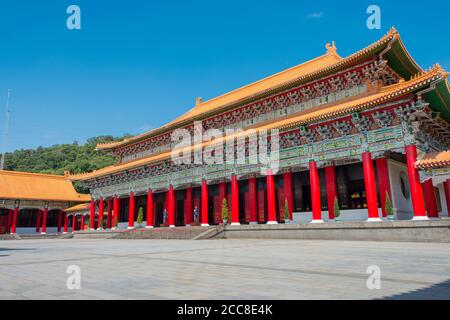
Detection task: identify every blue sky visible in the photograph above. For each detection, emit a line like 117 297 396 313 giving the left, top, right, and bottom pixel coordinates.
0 0 448 152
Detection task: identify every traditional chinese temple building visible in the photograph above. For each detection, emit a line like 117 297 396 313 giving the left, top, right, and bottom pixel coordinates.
69 27 450 231
0 170 90 234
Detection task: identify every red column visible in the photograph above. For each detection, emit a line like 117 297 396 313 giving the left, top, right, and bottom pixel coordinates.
201 180 209 226
423 179 438 218
266 169 278 224
185 187 193 226
57 210 63 233
362 152 380 221
11 207 19 234
376 158 392 218
283 172 294 220
72 215 77 232
7 209 12 233
98 198 104 229
63 212 68 233
309 161 323 223
168 185 175 227
107 199 113 229
89 199 95 230
325 165 336 220
80 215 85 230
445 179 450 217
248 177 258 223
113 195 120 229
231 175 240 225
128 192 135 229
35 209 42 233
146 188 154 228
41 207 49 234
406 145 427 219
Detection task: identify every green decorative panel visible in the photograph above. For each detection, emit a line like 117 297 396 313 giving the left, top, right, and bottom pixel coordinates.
367 126 403 144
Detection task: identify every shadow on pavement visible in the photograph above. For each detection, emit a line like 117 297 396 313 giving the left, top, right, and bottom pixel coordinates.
383 279 450 300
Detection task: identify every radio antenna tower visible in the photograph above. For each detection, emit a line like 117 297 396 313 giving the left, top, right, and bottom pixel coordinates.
0 89 11 170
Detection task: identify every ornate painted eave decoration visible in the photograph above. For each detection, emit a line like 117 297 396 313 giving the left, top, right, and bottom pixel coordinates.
69 65 448 182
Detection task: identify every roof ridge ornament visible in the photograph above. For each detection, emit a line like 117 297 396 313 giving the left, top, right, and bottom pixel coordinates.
195 97 203 107
326 41 337 55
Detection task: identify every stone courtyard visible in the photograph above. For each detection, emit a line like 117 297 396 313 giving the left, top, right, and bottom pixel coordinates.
0 238 449 299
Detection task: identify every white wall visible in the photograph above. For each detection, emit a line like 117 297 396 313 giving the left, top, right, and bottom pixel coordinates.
387 159 413 220
437 183 448 217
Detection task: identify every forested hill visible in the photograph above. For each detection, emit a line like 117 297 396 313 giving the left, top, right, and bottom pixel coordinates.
2 135 131 192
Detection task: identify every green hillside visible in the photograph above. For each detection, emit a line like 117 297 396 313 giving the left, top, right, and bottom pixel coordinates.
2 135 130 193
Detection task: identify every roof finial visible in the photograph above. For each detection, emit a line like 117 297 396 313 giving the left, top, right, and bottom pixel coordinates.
326 41 337 55
195 97 203 107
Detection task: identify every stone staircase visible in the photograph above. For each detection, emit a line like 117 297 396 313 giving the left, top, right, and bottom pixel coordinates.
111 226 223 240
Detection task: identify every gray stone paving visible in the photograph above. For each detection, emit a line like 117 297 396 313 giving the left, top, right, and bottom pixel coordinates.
0 238 449 299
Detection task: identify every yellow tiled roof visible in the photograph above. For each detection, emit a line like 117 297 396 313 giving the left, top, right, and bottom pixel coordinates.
70 65 447 181
97 27 404 151
0 170 91 202
65 203 91 213
415 151 450 169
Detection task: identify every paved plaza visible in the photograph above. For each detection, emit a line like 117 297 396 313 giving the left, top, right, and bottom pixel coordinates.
0 238 449 299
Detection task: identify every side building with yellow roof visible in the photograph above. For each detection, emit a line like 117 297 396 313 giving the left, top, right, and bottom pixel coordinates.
69 27 450 230
0 170 90 234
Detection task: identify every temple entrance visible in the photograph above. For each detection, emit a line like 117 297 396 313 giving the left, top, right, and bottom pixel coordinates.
176 199 184 226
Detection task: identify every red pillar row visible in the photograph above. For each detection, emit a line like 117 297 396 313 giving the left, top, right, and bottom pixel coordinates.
324 165 336 220
107 199 113 229
231 175 240 225
41 207 49 234
376 158 392 218
168 185 175 227
6 210 12 234
423 179 439 218
309 161 323 223
35 209 42 233
72 215 77 233
146 188 154 228
98 198 104 229
63 212 68 233
185 187 193 225
201 180 209 226
445 179 450 217
128 192 135 229
266 169 277 224
248 177 258 223
89 199 95 230
405 145 427 219
362 152 380 221
113 195 120 228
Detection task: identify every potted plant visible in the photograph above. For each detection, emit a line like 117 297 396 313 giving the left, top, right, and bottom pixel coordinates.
385 192 394 221
137 207 144 228
334 197 341 222
221 198 229 225
284 198 290 224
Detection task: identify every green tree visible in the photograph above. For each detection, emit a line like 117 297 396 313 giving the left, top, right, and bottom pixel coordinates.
3 135 131 193
385 192 394 217
137 207 144 227
284 198 290 221
221 198 228 223
333 197 340 219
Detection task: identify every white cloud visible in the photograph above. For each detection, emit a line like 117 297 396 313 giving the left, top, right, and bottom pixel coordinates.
307 11 324 19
